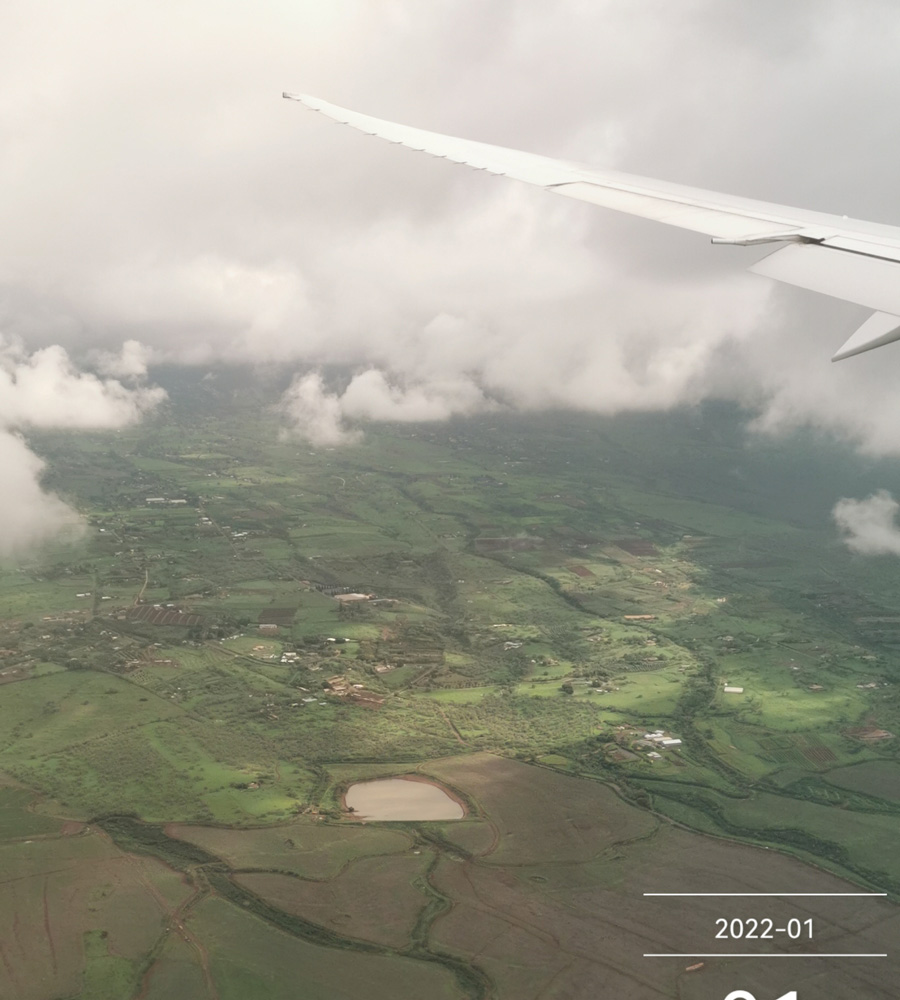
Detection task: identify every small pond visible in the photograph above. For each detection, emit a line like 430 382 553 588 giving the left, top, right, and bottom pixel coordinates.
345 777 464 820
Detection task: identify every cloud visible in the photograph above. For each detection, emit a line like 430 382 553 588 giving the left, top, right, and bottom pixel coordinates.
280 373 361 448
0 432 83 557
281 365 496 447
341 368 492 422
4 1 900 476
0 337 165 553
832 490 900 556
0 339 165 428
92 339 153 379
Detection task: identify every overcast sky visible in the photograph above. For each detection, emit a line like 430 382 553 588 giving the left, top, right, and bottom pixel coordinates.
4 0 900 550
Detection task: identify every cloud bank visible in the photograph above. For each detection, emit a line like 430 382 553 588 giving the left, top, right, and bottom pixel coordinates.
0 338 164 555
280 365 494 447
5 2 900 545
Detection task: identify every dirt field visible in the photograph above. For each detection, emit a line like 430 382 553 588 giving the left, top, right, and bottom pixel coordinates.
258 607 297 625
615 539 659 556
128 605 202 626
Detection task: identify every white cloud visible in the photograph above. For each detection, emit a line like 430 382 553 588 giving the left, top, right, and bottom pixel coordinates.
93 339 153 379
0 432 83 556
280 373 361 448
0 340 165 428
832 490 900 556
0 337 165 553
281 366 496 447
340 369 492 422
4 1 900 515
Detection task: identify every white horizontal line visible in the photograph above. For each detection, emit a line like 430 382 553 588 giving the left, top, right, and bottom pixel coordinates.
643 893 887 897
644 954 887 959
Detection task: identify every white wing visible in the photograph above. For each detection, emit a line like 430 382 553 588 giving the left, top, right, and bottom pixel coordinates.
284 92 900 361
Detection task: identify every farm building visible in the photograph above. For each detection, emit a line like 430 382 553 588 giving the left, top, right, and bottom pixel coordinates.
641 731 682 748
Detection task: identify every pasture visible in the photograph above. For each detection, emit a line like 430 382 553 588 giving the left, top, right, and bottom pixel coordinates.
168 820 412 878
187 896 464 1000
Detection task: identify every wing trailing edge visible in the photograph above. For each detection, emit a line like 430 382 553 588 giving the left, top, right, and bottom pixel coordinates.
284 92 900 361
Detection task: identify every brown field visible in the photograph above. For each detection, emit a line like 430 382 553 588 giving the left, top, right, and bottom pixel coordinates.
424 754 656 864
843 725 895 742
237 850 433 949
0 829 191 1000
167 819 412 877
258 607 297 626
428 825 900 1000
615 539 659 556
414 755 899 1000
0 667 31 685
128 604 202 627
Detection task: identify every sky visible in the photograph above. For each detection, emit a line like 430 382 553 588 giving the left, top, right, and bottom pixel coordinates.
4 0 900 552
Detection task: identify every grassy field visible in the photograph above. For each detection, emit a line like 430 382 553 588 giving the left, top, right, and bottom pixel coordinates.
0 826 189 1000
825 760 900 802
236 849 435 949
0 787 62 839
168 819 413 878
188 896 465 1000
426 753 657 864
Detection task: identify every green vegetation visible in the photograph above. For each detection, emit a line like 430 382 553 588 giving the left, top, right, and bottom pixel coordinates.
0 787 61 838
80 929 141 1000
1 369 899 996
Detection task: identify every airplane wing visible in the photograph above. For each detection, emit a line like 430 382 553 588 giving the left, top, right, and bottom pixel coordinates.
284 91 900 361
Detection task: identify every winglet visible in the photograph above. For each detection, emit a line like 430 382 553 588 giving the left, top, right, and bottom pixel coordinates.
832 311 900 362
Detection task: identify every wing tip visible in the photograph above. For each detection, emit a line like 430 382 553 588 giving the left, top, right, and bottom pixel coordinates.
831 311 900 361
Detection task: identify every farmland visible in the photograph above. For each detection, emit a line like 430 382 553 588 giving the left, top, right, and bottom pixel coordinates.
0 368 899 995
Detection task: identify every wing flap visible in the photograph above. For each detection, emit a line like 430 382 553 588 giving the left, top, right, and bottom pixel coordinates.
750 244 900 316
551 181 802 239
821 235 900 264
